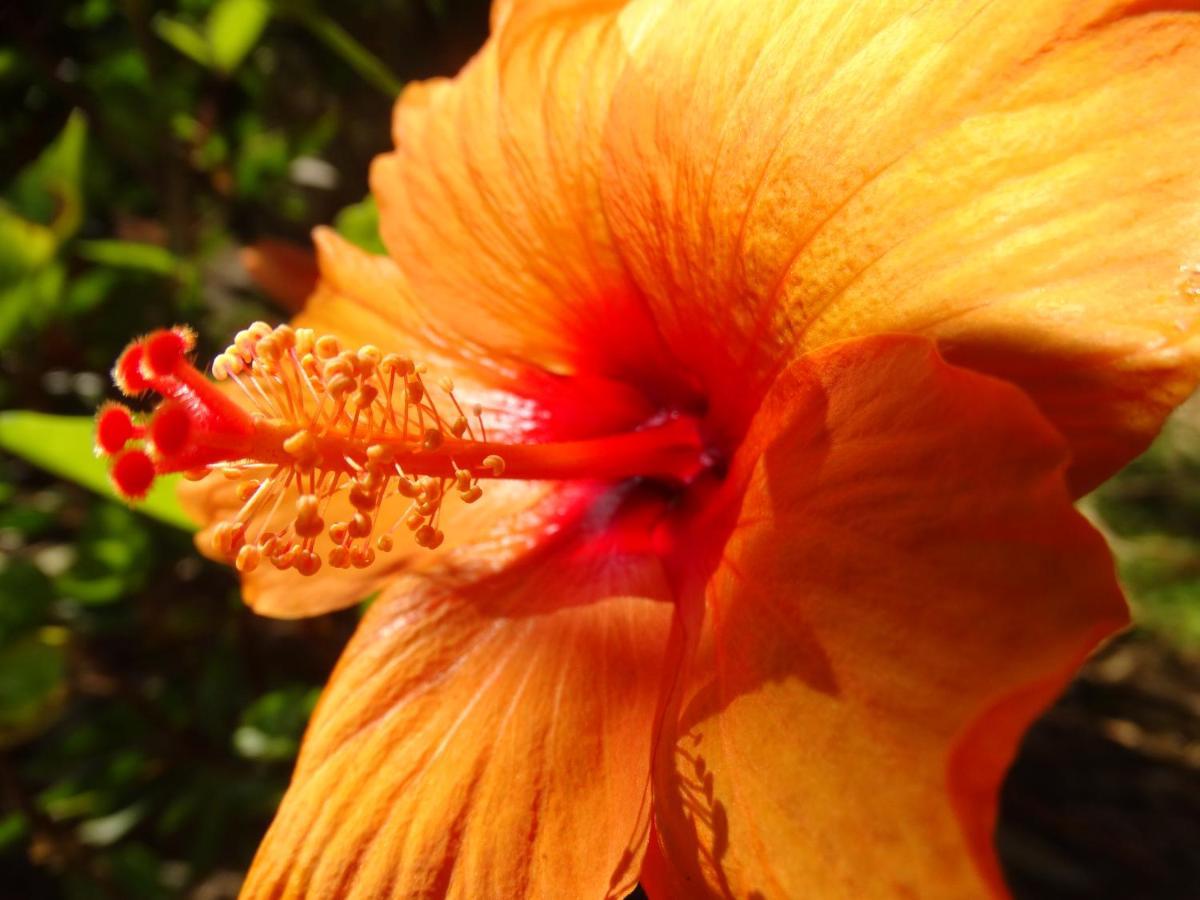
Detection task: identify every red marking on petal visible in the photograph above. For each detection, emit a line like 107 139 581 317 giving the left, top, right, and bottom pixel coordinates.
150 403 191 456
113 342 151 396
111 448 156 500
95 403 135 456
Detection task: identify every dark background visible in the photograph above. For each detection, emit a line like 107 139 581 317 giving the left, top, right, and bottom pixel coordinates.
0 2 1198 897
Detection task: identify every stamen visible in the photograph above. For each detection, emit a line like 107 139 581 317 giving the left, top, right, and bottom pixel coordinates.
97 321 703 577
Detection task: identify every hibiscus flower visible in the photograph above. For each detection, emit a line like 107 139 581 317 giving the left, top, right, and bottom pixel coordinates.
98 1 1200 897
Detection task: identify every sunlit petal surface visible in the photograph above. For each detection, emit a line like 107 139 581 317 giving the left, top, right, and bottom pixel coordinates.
649 335 1128 898
239 483 676 898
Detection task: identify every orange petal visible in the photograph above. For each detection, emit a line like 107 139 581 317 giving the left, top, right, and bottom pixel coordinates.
241 494 677 899
180 470 566 619
371 4 687 397
650 334 1127 898
602 0 1200 489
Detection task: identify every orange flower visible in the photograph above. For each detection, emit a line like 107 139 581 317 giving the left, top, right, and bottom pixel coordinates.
98 1 1200 896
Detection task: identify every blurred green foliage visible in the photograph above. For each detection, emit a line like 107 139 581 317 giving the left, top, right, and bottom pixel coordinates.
1089 396 1200 647
0 0 486 895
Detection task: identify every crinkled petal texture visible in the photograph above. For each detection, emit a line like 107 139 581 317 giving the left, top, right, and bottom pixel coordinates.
602 0 1200 489
372 0 680 397
240 484 678 899
375 0 1200 490
649 335 1128 899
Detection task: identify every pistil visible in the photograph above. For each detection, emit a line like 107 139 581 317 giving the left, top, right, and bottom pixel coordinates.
97 323 703 576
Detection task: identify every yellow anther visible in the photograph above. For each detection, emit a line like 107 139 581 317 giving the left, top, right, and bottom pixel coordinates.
257 335 282 360
234 329 258 358
357 345 382 370
283 429 318 465
349 483 377 512
328 521 350 545
294 550 321 576
438 377 454 393
323 356 355 380
294 494 324 538
220 352 246 379
212 522 246 557
326 373 356 397
451 416 468 438
395 477 418 498
236 545 261 573
366 444 392 464
348 512 372 539
454 469 472 491
482 454 505 476
415 525 444 549
315 335 340 359
381 354 413 376
295 328 315 356
301 353 321 379
274 325 296 350
353 384 379 409
271 546 297 570
460 485 483 504
253 357 278 377
376 534 394 552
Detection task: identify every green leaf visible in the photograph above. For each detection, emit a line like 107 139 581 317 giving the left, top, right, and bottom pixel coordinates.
0 413 194 530
7 110 87 241
334 195 386 255
63 268 119 317
75 239 185 278
207 0 272 74
0 630 69 747
0 205 56 282
152 15 212 67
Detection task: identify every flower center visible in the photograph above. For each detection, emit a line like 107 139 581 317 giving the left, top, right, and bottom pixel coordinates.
97 323 704 576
